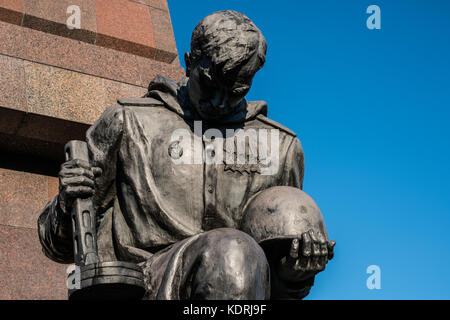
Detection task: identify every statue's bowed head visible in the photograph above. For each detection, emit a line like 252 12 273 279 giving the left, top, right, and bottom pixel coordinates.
185 10 267 121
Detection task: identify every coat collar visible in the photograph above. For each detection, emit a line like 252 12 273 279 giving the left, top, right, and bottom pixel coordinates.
145 75 268 124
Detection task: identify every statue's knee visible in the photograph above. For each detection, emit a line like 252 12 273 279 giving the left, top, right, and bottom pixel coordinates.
196 228 270 299
203 228 266 263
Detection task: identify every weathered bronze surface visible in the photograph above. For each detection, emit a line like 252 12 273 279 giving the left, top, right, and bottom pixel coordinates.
37 10 335 300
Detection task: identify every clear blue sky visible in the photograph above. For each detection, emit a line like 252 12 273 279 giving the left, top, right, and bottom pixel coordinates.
167 0 450 299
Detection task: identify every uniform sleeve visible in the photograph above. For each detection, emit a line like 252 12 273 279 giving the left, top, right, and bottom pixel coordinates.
37 104 124 263
87 103 124 214
281 137 305 190
37 197 74 263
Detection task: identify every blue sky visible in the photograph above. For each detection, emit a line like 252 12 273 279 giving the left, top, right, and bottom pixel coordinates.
167 0 450 299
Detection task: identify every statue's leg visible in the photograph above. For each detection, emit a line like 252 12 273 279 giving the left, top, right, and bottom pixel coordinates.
187 228 270 299
142 228 270 300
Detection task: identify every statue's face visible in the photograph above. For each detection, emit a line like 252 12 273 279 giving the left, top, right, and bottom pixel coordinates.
186 55 256 121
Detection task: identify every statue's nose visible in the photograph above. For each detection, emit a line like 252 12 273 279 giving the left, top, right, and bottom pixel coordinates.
210 90 229 109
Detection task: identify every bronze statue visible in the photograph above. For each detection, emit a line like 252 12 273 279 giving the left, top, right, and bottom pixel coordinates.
38 10 335 300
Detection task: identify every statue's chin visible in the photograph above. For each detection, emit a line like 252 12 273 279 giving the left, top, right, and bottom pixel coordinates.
195 104 234 122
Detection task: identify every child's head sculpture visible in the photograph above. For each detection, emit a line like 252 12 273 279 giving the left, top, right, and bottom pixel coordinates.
185 10 267 121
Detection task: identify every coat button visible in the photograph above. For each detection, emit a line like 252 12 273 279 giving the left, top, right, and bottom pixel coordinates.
207 185 214 193
168 141 183 160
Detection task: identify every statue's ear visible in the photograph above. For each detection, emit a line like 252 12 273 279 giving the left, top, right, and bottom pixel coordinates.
184 52 191 77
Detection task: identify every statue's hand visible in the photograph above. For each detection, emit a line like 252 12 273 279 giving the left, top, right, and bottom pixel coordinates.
58 159 102 214
276 230 335 283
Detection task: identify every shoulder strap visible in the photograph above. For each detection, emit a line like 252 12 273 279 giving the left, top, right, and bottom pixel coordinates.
256 114 297 137
117 97 164 107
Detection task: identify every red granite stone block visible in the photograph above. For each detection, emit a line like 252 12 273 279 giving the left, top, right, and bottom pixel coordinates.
23 61 147 125
23 0 97 43
1 1 178 65
170 63 186 82
102 78 147 106
0 55 27 112
131 0 168 11
0 168 49 229
136 55 185 87
48 176 59 201
95 0 156 59
22 27 142 87
170 55 186 81
0 225 67 300
149 6 177 63
0 0 24 25
96 34 156 60
0 21 26 58
24 61 111 124
0 0 23 15
136 55 162 87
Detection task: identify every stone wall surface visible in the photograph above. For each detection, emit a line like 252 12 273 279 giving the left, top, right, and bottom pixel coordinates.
0 0 179 62
0 0 184 299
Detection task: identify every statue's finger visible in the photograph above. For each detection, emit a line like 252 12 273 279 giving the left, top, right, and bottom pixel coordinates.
306 255 315 271
310 254 320 271
302 232 312 257
290 238 299 259
61 176 95 188
293 258 301 271
320 242 328 257
93 167 103 177
309 229 319 242
60 167 94 179
298 256 308 271
310 231 321 257
317 256 327 271
65 186 95 198
65 159 91 170
327 241 336 260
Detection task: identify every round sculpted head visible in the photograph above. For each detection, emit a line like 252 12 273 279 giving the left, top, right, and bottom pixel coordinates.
185 10 267 121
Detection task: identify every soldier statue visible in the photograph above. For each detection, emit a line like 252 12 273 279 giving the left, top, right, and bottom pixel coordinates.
38 10 335 300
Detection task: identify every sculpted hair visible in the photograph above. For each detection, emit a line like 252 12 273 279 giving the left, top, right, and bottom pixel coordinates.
190 10 267 75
